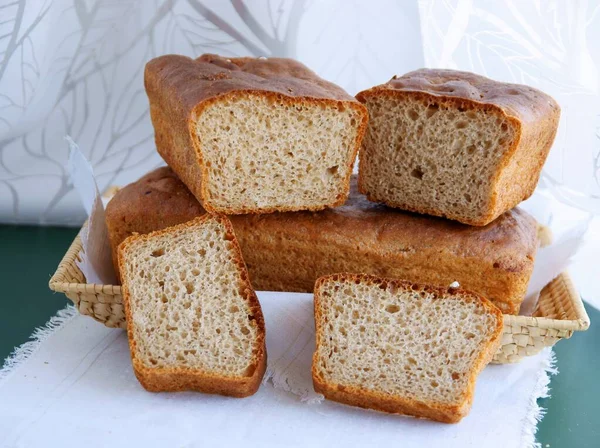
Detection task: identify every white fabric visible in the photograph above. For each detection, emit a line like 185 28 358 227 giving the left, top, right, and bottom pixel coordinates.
68 137 117 285
1 292 555 448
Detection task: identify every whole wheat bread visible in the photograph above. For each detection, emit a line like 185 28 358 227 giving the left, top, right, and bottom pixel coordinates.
312 273 503 423
356 69 560 226
118 215 266 396
144 54 368 215
106 168 538 314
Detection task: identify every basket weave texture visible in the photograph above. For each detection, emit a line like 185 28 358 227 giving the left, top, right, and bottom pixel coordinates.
49 224 590 364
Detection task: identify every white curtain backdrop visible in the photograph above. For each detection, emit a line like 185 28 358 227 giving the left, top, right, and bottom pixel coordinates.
0 0 598 225
0 0 423 225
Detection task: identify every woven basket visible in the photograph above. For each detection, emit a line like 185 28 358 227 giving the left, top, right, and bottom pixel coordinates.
49 223 590 364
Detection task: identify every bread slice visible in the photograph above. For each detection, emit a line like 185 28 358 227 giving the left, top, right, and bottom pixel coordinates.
312 273 503 423
356 69 560 226
118 215 266 396
144 54 368 215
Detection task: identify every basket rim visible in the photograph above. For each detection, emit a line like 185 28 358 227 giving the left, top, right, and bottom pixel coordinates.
505 272 590 331
49 223 591 331
49 230 122 297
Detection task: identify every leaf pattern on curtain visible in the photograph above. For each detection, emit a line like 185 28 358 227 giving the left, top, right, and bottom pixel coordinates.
0 0 422 225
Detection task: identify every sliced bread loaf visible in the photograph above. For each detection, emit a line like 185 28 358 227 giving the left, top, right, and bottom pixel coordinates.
107 168 538 314
144 54 368 215
356 69 560 226
312 273 503 423
118 215 266 396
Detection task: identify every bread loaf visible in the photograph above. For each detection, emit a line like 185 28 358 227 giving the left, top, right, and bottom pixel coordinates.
356 69 560 226
106 167 539 314
118 215 266 396
144 54 367 215
312 273 503 423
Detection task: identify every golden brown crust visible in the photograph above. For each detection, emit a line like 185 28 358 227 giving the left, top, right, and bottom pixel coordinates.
106 166 205 282
356 69 560 226
312 273 504 423
108 168 538 314
144 53 368 215
118 214 266 396
193 54 360 102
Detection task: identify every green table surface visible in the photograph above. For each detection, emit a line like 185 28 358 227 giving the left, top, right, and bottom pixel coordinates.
0 224 598 446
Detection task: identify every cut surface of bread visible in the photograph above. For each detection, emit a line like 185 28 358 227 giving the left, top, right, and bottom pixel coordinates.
118 215 266 396
107 168 538 314
312 274 503 423
145 53 368 214
356 69 560 226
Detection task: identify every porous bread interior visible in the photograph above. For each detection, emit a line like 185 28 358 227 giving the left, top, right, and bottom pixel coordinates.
315 279 499 405
360 94 517 221
122 219 259 377
196 94 362 210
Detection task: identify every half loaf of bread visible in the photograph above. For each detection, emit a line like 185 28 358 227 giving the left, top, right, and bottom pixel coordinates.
356 69 560 226
118 215 266 396
312 273 503 423
144 53 368 214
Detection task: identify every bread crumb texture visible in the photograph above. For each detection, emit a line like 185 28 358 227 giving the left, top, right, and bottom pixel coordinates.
313 274 502 422
359 93 515 223
357 68 559 226
197 93 364 211
120 217 261 378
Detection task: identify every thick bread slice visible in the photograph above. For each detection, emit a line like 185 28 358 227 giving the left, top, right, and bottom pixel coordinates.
356 69 560 226
118 215 266 396
312 273 503 423
144 53 368 215
106 168 538 314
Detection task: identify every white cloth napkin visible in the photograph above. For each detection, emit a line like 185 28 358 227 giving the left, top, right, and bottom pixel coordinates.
0 292 555 448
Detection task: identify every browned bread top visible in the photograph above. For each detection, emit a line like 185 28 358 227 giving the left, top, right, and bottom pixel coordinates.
108 167 537 270
106 167 538 301
107 166 205 223
238 178 537 313
145 54 359 114
145 53 367 215
105 166 206 278
247 177 538 271
359 68 560 123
